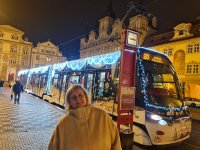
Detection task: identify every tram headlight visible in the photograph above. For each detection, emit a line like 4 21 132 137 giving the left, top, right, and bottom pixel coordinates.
158 119 168 126
151 114 162 121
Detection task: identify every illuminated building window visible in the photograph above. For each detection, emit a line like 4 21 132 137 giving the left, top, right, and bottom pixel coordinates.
10 59 17 64
186 64 199 74
187 44 193 53
10 46 17 53
46 56 51 62
11 34 18 40
163 48 173 56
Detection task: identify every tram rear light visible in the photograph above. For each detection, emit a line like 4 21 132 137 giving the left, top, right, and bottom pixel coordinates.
156 130 165 135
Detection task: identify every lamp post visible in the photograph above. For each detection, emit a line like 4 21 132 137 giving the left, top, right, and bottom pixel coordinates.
8 68 11 82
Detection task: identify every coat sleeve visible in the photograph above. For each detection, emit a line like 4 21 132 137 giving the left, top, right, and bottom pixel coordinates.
107 114 122 150
48 125 60 150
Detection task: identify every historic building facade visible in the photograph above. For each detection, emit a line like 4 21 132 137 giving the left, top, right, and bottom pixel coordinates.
80 13 157 58
31 40 66 68
142 19 200 99
0 25 32 81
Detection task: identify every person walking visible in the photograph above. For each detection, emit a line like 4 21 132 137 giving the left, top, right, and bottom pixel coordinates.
13 80 23 104
9 80 15 100
48 84 121 150
0 79 4 92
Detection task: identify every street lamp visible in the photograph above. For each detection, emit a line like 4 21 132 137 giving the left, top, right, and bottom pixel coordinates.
8 68 11 82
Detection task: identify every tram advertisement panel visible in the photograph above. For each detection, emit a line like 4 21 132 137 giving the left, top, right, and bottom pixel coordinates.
120 86 135 110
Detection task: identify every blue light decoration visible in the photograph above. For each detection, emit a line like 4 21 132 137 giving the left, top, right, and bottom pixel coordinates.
18 69 29 77
29 65 50 74
137 47 187 113
87 51 121 68
46 65 53 95
67 58 87 70
53 61 67 71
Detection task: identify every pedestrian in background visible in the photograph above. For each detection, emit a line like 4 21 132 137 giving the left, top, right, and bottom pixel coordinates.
48 84 121 150
9 80 15 100
0 79 4 92
13 79 23 104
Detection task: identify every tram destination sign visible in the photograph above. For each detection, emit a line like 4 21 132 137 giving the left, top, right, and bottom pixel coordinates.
141 52 167 64
120 86 135 110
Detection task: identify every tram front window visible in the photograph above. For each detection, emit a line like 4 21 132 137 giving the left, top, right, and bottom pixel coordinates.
142 61 182 107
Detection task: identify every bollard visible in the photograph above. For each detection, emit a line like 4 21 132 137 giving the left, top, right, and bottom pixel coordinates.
120 129 133 150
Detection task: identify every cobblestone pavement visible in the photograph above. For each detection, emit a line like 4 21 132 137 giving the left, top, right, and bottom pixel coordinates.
0 87 65 150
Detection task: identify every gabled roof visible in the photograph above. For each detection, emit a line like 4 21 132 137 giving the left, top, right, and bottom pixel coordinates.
0 25 24 34
37 40 58 49
142 20 200 47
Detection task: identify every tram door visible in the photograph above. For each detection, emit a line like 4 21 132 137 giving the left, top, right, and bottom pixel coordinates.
32 74 40 95
38 74 47 97
86 73 94 102
96 71 111 100
60 74 68 105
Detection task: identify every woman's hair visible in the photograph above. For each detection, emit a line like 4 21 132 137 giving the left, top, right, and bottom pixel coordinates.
65 84 89 110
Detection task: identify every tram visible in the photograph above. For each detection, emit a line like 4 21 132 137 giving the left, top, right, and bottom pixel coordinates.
18 47 191 146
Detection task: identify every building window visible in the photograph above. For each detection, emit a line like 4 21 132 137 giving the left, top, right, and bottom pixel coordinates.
10 46 17 53
46 50 51 54
11 34 18 40
193 64 199 73
22 61 27 66
41 49 44 53
178 30 184 36
46 56 51 62
194 43 200 53
10 59 17 65
52 51 56 55
141 22 146 30
186 64 199 74
186 65 192 74
0 32 3 37
187 44 193 53
22 48 29 55
36 55 40 60
0 44 2 51
163 48 173 56
187 43 200 53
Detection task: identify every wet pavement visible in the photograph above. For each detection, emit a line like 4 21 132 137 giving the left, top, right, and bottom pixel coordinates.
0 87 65 150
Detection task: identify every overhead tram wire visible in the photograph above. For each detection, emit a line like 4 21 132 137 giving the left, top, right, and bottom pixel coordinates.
56 1 153 58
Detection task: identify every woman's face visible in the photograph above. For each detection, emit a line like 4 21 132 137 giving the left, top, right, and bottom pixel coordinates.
69 88 87 109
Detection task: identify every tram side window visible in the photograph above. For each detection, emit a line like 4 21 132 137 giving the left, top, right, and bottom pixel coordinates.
98 72 105 98
52 74 59 89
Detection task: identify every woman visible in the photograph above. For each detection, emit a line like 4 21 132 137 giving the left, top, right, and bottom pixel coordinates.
9 80 15 100
48 84 121 150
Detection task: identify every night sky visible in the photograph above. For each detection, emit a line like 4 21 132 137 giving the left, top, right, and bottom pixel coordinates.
0 0 200 59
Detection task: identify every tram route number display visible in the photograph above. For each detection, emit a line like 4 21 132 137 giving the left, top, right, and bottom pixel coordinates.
120 87 135 110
